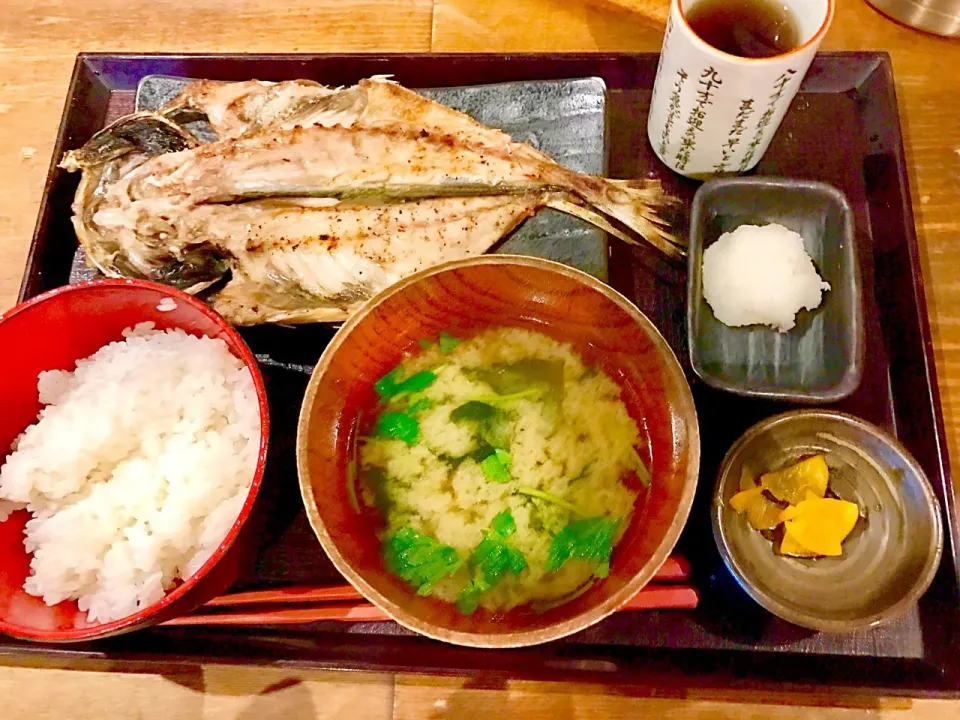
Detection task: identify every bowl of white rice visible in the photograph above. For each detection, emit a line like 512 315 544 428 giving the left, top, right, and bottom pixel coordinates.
0 279 268 642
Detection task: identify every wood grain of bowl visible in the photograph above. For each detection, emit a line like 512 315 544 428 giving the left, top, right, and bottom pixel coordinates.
296 255 700 648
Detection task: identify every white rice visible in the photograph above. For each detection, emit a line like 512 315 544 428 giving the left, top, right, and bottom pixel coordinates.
0 322 260 624
702 223 831 333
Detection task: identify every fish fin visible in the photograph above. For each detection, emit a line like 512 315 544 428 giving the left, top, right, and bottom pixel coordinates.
163 79 370 138
278 90 368 132
159 79 368 139
528 155 683 259
210 273 356 326
583 179 684 259
544 191 685 260
162 79 241 114
357 78 517 147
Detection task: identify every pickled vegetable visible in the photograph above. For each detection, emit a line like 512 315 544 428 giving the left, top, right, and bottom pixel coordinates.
729 485 786 531
747 493 785 531
779 527 819 558
729 455 859 558
760 455 829 505
729 486 762 513
778 492 859 557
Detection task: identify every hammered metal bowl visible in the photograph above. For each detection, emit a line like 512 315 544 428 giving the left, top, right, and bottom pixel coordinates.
712 410 943 633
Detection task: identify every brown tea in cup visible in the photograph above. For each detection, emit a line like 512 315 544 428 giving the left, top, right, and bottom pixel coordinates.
685 0 801 59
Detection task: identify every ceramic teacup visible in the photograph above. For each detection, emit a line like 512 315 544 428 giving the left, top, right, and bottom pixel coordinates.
648 0 834 178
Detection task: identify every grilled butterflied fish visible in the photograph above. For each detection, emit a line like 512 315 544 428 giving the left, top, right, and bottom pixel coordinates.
61 77 681 324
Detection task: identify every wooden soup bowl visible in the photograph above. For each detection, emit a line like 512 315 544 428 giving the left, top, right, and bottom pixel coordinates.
297 256 700 647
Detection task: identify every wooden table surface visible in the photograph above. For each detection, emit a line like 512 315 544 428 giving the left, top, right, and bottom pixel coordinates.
1 0 959 716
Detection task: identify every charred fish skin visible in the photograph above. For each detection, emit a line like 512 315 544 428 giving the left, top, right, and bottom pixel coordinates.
81 108 679 255
61 76 681 326
60 112 201 172
188 195 542 324
160 77 677 255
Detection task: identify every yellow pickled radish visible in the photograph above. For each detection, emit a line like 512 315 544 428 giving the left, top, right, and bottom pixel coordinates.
760 454 829 505
730 486 762 512
729 486 783 531
778 494 860 557
780 526 819 557
778 489 823 521
746 495 785 531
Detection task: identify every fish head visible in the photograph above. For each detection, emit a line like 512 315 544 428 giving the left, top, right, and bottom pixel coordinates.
62 111 232 292
60 111 201 172
76 194 230 293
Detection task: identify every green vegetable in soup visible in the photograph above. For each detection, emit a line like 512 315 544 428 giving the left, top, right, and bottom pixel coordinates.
467 443 494 464
439 331 461 354
468 359 564 436
482 416 512 450
346 460 360 513
473 358 564 397
457 510 528 614
467 387 543 408
450 401 512 451
406 397 435 415
374 367 403 396
515 486 585 516
417 338 434 350
375 367 438 398
398 370 438 394
490 508 517 536
545 516 620 578
480 450 512 484
630 446 652 488
384 528 463 596
361 466 392 515
376 411 420 445
450 400 499 424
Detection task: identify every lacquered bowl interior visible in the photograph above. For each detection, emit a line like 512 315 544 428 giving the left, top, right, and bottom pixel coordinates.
0 280 269 642
297 256 700 647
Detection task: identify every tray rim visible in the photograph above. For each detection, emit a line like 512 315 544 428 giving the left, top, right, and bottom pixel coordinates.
8 50 960 697
875 56 959 592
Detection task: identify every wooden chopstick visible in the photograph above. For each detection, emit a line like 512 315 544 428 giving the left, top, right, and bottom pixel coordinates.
161 556 696 627
201 555 692 610
619 584 698 611
162 583 699 627
655 555 690 582
165 603 391 626
204 584 364 608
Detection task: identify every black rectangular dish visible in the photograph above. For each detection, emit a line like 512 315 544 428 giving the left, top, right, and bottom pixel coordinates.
7 52 960 696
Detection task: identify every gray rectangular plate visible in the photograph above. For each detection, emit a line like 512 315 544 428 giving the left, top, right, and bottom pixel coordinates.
68 76 609 285
687 178 862 403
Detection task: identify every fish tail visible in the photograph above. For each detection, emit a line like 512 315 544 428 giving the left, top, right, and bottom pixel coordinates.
544 196 646 246
538 165 684 259
524 162 686 260
586 178 684 259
